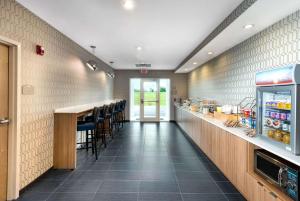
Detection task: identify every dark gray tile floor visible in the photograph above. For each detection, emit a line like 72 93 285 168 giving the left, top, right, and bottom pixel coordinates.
17 122 246 201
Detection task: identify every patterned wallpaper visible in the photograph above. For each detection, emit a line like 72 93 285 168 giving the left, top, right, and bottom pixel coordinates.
188 10 300 105
0 0 113 188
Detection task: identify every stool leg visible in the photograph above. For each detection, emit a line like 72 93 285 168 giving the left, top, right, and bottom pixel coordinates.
91 130 95 154
117 113 120 131
86 131 89 151
122 112 125 127
102 134 106 148
110 119 114 139
93 130 98 160
101 123 107 148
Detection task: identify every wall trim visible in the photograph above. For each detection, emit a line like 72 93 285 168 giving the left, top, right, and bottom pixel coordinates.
0 35 22 200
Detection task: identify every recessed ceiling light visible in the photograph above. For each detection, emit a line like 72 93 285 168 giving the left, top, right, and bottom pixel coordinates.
244 24 254 29
208 51 213 55
123 0 135 10
193 62 198 65
136 46 142 51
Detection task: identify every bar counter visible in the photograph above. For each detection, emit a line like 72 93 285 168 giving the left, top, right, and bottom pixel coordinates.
53 99 121 169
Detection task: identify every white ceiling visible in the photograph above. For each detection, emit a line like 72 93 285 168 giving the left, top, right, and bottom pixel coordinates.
176 0 300 73
16 0 244 70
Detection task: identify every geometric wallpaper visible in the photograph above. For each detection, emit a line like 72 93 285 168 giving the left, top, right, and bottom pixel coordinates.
0 0 113 189
188 10 300 105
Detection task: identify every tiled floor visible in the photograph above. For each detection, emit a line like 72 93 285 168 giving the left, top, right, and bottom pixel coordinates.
17 122 246 201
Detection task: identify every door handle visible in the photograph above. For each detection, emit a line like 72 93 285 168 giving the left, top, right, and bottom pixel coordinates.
0 118 10 125
269 191 278 198
257 181 264 187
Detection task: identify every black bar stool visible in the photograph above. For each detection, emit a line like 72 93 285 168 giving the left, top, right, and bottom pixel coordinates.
77 107 101 160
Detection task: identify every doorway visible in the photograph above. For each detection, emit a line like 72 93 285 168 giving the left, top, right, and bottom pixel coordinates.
0 43 9 201
130 78 170 122
0 35 21 200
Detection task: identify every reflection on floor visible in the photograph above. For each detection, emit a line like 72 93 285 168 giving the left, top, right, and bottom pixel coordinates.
17 122 246 201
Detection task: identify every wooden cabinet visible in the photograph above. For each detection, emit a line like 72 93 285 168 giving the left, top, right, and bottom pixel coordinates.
200 120 210 156
246 174 265 201
246 173 284 201
174 107 290 201
210 124 219 164
264 189 284 201
232 136 248 195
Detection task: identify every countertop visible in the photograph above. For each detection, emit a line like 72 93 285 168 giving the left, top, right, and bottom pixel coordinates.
175 104 300 166
54 99 121 114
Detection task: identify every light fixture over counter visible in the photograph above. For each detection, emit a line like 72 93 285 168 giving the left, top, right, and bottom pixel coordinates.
106 61 115 78
86 60 97 71
106 71 115 78
86 45 98 71
85 46 114 77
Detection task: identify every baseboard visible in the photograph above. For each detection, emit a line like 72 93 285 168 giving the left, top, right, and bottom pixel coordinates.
18 167 57 194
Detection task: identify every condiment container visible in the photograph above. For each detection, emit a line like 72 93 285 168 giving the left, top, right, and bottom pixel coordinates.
203 107 209 115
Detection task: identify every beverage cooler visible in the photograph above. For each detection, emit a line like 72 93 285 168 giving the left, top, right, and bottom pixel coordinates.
256 64 300 155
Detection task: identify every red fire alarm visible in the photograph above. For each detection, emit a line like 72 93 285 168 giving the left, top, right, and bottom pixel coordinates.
36 45 45 56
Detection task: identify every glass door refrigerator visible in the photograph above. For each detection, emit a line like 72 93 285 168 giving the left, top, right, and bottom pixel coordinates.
256 64 300 155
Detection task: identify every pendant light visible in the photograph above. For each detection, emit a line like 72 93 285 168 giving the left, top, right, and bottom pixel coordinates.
106 61 115 78
86 46 97 71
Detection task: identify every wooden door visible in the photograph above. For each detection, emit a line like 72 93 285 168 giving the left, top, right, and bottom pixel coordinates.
233 136 248 195
218 129 228 174
246 174 265 201
264 188 282 201
0 43 9 201
210 126 220 166
226 133 236 182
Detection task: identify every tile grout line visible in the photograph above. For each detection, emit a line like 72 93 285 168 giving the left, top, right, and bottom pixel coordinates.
174 167 184 201
44 169 78 201
207 172 230 201
138 124 147 201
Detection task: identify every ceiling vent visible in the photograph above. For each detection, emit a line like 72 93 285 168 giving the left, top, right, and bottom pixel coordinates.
136 63 151 68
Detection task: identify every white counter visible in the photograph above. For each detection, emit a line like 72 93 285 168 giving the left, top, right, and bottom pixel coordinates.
175 105 300 166
55 99 122 114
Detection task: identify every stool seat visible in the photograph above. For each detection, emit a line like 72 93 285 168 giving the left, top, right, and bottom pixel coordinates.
84 115 94 122
97 117 104 123
77 122 96 131
77 120 86 125
84 116 104 123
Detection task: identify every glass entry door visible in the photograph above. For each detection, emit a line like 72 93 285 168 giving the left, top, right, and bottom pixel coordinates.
141 79 160 122
130 78 170 122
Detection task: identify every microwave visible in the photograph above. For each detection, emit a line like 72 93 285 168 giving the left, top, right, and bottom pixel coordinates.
254 149 299 200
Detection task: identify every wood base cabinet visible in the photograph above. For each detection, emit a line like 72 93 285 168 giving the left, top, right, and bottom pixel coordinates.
174 107 291 201
247 174 284 201
247 173 265 201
